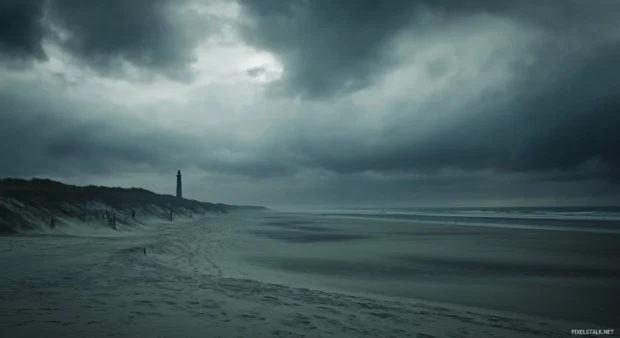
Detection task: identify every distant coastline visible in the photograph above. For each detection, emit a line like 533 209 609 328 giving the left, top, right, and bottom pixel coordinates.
0 178 266 234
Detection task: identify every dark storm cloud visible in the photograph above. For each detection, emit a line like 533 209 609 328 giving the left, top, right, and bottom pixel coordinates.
0 0 218 79
265 171 620 207
1 0 619 206
502 45 620 178
0 0 46 60
46 0 218 79
197 156 298 179
0 78 261 179
0 83 183 177
290 40 620 181
237 0 418 99
238 0 620 183
237 0 620 99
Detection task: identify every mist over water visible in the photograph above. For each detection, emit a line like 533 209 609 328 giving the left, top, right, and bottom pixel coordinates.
273 206 620 233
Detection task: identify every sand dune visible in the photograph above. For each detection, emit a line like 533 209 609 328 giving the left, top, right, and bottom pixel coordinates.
0 211 616 337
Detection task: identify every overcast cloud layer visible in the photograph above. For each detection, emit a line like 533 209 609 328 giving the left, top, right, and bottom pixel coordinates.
1 0 619 207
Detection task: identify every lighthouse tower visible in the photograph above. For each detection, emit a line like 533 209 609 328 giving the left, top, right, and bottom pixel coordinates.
176 170 183 198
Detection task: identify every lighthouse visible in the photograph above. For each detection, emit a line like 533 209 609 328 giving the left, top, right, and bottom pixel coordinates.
176 170 183 198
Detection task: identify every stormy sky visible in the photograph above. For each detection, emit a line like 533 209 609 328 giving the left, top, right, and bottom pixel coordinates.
1 0 619 208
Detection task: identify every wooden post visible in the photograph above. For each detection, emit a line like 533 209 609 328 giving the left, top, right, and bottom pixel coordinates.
50 217 56 229
132 210 136 219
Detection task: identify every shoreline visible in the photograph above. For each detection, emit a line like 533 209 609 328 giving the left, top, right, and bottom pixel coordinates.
1 211 617 337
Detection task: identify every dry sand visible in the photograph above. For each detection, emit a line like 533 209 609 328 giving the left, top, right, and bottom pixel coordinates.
0 210 617 337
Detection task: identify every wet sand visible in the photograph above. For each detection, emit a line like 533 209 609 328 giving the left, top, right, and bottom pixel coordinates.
234 212 620 326
0 211 617 337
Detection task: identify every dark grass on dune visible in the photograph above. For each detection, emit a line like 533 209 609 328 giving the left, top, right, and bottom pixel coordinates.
0 178 229 212
0 178 269 233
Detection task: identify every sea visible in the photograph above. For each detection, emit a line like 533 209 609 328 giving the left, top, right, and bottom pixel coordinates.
276 206 620 233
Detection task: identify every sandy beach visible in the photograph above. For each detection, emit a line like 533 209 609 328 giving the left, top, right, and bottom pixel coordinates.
0 210 618 337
